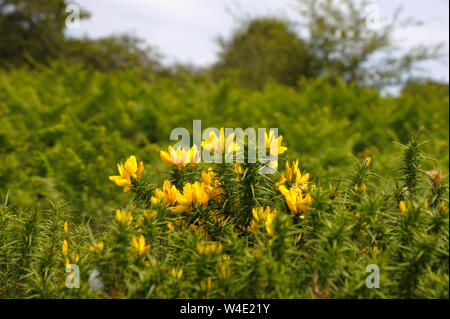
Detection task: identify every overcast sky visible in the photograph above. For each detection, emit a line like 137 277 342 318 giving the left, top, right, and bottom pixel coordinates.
67 0 449 82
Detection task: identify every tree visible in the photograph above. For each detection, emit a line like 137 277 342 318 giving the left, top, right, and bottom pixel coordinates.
0 0 89 68
295 0 445 87
0 1 163 73
213 0 445 89
213 18 318 89
64 34 162 74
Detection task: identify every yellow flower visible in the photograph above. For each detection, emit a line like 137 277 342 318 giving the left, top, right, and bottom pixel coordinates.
364 157 372 166
151 180 180 206
353 184 367 192
201 168 215 186
235 163 243 174
373 246 379 254
276 174 287 189
201 169 225 201
131 235 151 257
276 159 309 191
280 186 313 215
137 162 144 180
167 223 175 231
151 188 163 205
62 240 68 257
196 242 223 255
196 242 205 254
160 145 200 170
219 264 231 279
265 212 276 236
90 241 104 254
201 128 239 154
171 268 183 279
115 209 133 225
265 130 287 156
248 207 277 236
200 277 215 292
171 182 209 213
64 254 78 268
64 221 68 235
109 156 144 192
399 201 407 214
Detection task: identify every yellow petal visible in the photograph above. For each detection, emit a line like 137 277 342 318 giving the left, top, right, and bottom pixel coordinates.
137 161 144 179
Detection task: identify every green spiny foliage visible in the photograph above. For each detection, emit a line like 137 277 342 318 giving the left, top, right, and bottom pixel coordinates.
0 134 447 299
1 64 448 224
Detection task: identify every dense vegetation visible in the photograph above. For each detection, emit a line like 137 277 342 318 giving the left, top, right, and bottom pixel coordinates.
1 65 448 220
0 65 448 298
0 0 448 299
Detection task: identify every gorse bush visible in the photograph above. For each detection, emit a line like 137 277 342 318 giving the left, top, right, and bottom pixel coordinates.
0 64 448 224
0 64 448 298
0 1 448 300
0 131 448 298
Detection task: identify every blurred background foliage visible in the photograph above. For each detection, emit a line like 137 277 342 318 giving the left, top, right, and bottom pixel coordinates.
0 0 448 224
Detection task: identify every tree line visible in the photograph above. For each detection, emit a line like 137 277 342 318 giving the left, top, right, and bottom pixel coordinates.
0 0 446 89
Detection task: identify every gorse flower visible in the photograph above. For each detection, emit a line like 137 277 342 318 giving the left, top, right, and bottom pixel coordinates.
196 242 223 255
200 277 215 292
64 221 68 235
109 155 144 192
90 241 104 254
279 186 313 216
248 206 277 236
399 201 407 214
353 183 367 192
201 168 216 186
151 180 179 206
62 240 79 268
171 182 210 213
65 255 79 269
201 128 239 154
171 268 183 279
285 160 309 184
131 235 151 257
354 184 367 192
276 159 309 191
160 145 200 170
265 130 287 156
219 264 231 279
62 240 68 257
201 168 224 201
115 209 133 225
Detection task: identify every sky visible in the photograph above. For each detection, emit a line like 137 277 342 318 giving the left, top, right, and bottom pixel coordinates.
67 0 449 82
